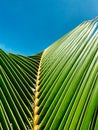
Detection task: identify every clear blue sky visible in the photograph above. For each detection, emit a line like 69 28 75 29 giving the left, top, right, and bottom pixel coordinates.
0 0 98 56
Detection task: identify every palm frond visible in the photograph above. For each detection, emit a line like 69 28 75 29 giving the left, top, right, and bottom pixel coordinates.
0 18 98 130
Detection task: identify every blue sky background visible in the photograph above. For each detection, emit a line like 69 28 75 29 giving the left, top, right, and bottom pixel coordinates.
0 0 98 56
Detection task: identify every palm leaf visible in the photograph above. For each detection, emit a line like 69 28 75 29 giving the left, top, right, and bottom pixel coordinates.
0 18 98 130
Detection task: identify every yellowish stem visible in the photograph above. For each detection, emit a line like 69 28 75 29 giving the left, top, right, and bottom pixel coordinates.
33 51 45 130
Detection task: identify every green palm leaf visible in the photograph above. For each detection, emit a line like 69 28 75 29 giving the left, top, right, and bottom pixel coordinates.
0 18 98 130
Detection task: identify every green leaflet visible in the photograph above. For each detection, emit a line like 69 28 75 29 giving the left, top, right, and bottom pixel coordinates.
0 18 98 130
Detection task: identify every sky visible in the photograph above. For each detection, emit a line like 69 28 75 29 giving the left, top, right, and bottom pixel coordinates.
0 0 98 56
